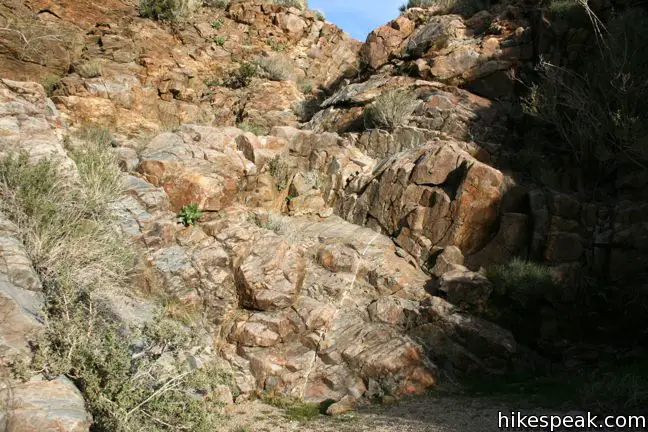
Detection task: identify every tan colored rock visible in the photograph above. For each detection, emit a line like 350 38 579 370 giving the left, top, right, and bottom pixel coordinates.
361 16 416 69
326 395 357 415
235 235 306 311
1 376 92 432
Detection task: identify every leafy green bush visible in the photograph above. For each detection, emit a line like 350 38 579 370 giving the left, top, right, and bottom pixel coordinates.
211 19 224 30
363 90 419 130
178 203 202 226
224 61 260 88
139 0 187 20
213 35 226 46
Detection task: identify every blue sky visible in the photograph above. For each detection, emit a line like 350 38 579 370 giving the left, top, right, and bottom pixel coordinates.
309 0 404 41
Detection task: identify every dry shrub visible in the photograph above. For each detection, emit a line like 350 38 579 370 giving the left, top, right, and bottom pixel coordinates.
363 90 420 130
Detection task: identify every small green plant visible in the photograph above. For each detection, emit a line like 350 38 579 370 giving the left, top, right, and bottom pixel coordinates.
178 203 202 226
41 75 60 97
139 0 187 20
224 61 260 88
211 19 224 30
313 9 325 21
266 39 287 52
298 79 313 94
205 76 221 87
237 121 267 135
363 90 419 131
262 394 321 421
214 35 226 46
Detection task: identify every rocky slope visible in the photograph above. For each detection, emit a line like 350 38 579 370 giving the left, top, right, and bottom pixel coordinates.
1 0 647 430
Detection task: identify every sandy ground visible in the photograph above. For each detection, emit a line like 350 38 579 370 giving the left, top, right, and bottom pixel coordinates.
223 396 543 432
222 395 647 432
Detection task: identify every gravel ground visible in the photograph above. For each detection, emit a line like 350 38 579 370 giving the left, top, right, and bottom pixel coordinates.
223 396 647 432
223 396 539 432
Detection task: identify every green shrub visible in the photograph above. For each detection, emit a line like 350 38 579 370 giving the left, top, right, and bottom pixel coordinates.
41 75 60 97
178 203 202 226
485 258 560 305
363 90 419 130
224 61 260 88
266 39 287 52
213 35 226 46
313 10 325 21
139 0 187 20
211 19 224 30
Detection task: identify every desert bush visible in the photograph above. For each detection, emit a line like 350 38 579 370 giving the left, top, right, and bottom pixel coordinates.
269 0 306 9
524 8 648 190
363 90 419 130
486 258 561 305
256 55 295 81
313 10 325 21
400 0 486 14
225 61 260 88
76 60 103 78
40 75 61 96
237 121 267 135
139 0 188 20
0 130 229 430
204 0 229 8
213 35 226 46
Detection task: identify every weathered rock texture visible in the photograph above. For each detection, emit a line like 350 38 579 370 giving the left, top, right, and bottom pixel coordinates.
1 0 647 429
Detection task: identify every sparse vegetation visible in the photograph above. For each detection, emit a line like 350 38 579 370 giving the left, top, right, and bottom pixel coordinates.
41 75 61 97
266 39 287 52
211 19 224 30
269 0 306 9
399 0 485 14
204 0 229 7
213 35 226 46
237 121 267 135
178 203 202 226
139 0 188 20
0 128 230 431
76 59 103 78
485 258 560 305
256 55 295 81
249 212 284 234
363 90 419 130
262 394 322 421
313 10 325 21
225 61 261 88
523 8 648 190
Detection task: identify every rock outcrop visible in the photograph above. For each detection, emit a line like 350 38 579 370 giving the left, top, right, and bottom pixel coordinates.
1 0 647 429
